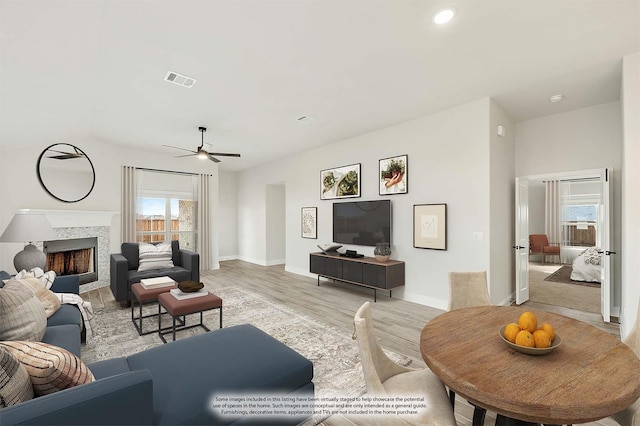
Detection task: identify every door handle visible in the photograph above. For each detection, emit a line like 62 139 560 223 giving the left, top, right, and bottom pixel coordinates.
512 245 527 250
597 250 617 255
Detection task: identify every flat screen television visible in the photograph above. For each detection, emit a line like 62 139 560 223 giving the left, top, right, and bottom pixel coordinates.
333 200 391 246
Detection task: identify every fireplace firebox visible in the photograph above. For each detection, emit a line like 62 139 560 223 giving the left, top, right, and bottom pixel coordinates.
44 237 98 285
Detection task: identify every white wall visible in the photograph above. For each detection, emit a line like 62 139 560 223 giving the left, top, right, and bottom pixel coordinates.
621 52 640 339
0 139 220 274
266 184 286 265
218 170 239 259
489 100 515 305
514 101 623 310
238 98 497 309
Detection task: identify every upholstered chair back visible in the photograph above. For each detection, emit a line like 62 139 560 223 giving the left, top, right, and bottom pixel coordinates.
448 271 491 311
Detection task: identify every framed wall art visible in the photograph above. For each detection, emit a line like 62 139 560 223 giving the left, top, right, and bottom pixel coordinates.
379 154 407 195
413 203 447 250
301 207 317 239
320 163 361 200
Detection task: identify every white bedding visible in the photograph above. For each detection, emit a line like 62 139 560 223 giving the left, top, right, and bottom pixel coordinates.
570 249 601 283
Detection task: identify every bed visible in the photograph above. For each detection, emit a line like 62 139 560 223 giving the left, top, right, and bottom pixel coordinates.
570 247 602 283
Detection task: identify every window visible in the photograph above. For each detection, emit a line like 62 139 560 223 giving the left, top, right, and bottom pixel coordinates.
135 170 197 251
561 204 597 247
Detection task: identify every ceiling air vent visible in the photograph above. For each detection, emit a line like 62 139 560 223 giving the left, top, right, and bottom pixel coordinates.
164 71 196 88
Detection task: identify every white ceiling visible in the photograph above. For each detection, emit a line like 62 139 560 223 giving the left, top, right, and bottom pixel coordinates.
1 0 638 171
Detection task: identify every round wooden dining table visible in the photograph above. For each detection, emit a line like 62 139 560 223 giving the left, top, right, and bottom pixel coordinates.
420 306 640 425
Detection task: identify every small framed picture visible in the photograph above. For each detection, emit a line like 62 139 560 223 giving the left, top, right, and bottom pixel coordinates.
320 163 361 200
379 155 407 195
301 207 317 239
414 203 447 250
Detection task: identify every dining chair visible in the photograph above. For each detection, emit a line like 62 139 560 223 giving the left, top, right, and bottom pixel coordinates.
448 271 491 423
353 302 457 426
610 301 640 425
448 271 491 311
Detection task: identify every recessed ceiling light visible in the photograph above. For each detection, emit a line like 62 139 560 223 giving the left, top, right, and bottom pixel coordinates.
432 8 456 25
549 94 564 103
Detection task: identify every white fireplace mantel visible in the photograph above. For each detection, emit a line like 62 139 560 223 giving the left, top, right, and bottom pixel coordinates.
17 209 119 229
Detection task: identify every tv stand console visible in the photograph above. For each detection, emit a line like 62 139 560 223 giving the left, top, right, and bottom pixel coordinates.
310 252 405 301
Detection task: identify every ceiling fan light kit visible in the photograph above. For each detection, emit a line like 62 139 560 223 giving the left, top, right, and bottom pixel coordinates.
162 126 241 163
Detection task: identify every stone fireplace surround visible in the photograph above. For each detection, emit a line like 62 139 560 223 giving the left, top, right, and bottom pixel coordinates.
23 209 119 292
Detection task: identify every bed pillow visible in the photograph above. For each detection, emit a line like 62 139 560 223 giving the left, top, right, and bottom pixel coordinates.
0 341 94 396
582 247 601 265
5 277 61 318
138 241 174 271
0 346 34 407
0 283 47 341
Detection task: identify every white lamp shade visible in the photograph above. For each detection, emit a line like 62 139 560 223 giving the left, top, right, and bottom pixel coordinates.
0 214 57 243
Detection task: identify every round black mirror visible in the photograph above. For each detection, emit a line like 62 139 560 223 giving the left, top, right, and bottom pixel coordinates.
37 143 95 203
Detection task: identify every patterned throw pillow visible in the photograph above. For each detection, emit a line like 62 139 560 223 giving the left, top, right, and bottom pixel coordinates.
5 277 61 318
582 247 602 265
0 284 46 341
0 346 34 407
138 241 174 272
0 341 94 396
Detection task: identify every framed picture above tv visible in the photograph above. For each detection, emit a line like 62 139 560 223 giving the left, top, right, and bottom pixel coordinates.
321 163 361 200
379 155 407 195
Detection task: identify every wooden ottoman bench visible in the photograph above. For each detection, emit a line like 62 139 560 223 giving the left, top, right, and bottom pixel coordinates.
158 291 222 343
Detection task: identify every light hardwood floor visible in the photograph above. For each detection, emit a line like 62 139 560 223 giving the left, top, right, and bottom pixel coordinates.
82 260 620 426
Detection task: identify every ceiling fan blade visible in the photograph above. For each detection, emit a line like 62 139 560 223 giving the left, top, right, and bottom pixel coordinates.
207 155 221 163
209 152 241 158
162 144 197 154
174 154 197 158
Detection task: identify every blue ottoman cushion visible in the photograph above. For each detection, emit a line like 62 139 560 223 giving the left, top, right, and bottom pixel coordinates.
126 324 314 425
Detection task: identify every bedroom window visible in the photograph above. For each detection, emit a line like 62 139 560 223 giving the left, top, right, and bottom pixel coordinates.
562 204 597 247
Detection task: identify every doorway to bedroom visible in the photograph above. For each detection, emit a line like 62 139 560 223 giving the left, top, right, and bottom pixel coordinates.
515 168 612 321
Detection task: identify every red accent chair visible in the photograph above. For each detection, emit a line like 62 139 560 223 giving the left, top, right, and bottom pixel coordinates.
529 234 560 264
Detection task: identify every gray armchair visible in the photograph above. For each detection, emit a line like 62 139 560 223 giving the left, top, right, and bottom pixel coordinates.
110 241 199 305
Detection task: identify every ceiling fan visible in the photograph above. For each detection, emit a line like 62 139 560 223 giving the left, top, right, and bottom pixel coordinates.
162 126 241 163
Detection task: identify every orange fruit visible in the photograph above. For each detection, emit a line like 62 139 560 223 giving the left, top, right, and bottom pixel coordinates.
533 329 552 348
540 323 556 342
518 311 538 333
504 323 521 343
515 330 535 347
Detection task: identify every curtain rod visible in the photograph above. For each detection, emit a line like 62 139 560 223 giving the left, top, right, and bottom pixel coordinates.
131 166 212 177
542 177 600 183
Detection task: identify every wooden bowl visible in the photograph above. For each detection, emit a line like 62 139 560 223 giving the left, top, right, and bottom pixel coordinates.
499 326 562 355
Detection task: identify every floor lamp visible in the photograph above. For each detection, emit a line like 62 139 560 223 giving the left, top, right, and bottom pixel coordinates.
0 213 57 272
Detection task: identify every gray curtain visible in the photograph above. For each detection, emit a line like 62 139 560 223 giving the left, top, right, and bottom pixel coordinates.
121 166 137 243
197 174 211 270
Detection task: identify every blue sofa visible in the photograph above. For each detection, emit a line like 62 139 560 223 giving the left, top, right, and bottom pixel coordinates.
110 241 200 305
0 324 314 425
0 271 83 355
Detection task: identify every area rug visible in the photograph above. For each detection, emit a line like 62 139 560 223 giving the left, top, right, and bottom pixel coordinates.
529 270 600 313
544 265 600 288
82 286 411 425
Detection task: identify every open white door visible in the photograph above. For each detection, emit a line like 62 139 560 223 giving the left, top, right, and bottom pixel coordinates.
599 168 611 322
515 177 530 304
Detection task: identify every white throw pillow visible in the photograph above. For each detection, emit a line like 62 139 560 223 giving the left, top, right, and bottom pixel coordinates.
138 242 174 272
15 268 56 290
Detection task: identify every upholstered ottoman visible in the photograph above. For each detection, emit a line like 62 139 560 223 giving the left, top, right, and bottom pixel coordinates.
131 282 181 336
157 291 222 343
